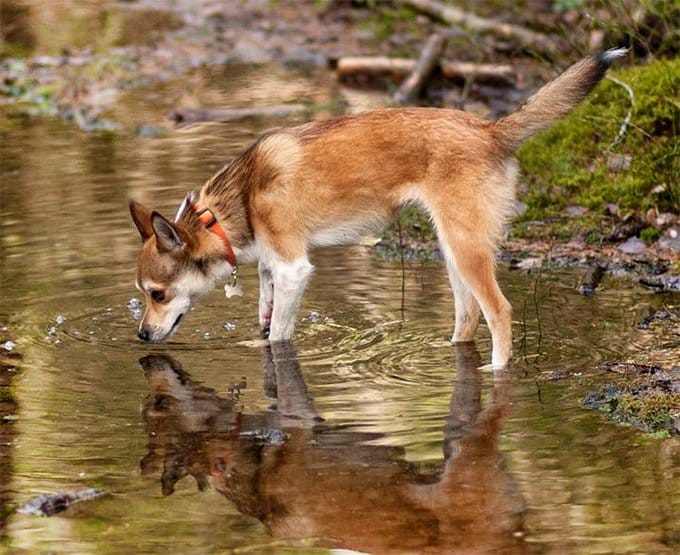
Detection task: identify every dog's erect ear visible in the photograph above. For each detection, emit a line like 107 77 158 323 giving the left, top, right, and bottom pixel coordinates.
129 199 154 241
151 211 184 252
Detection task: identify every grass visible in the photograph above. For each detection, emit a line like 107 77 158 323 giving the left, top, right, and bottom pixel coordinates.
514 57 679 240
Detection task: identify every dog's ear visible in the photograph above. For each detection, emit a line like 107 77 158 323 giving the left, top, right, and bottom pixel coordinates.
129 199 154 241
151 211 184 252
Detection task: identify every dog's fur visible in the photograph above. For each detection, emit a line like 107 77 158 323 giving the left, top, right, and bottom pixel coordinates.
130 49 627 366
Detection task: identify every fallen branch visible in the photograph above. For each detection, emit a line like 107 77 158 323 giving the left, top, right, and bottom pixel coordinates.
337 56 516 87
394 33 446 105
401 0 557 56
337 57 416 78
169 104 307 125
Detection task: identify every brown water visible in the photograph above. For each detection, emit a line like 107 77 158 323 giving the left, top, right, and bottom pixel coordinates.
2 11 680 555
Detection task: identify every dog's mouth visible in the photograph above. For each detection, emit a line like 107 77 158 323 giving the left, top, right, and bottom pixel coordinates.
170 313 184 332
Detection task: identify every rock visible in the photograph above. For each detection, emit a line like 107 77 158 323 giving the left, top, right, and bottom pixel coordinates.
604 203 620 217
512 200 528 217
607 153 632 171
240 428 288 445
578 263 606 296
658 226 680 253
516 257 543 271
17 488 106 517
566 205 588 217
2 340 16 352
618 236 647 255
639 275 680 292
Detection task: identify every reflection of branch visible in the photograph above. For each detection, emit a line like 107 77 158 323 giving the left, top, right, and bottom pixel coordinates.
604 76 634 153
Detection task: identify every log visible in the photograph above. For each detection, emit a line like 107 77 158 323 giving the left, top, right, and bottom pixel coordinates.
169 104 307 124
337 57 416 78
394 33 446 105
401 0 557 56
441 60 515 86
336 56 516 86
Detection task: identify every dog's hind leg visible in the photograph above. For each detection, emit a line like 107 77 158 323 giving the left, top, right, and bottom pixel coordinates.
431 209 512 367
448 238 512 367
441 246 481 343
267 255 314 341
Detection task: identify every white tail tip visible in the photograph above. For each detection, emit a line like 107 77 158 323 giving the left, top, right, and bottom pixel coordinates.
601 47 629 63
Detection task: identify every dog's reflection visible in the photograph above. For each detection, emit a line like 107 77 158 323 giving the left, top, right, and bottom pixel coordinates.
140 344 526 553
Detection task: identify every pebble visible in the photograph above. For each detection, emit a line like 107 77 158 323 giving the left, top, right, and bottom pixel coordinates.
516 257 544 271
127 298 143 321
203 332 214 341
2 340 16 352
55 314 66 325
566 205 588 217
618 236 647 255
658 226 680 254
303 311 321 323
223 321 237 331
607 153 632 171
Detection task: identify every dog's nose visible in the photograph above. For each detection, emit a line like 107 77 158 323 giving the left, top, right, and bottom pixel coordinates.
138 328 150 342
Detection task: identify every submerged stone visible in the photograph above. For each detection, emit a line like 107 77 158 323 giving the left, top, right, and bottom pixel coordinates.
17 488 106 517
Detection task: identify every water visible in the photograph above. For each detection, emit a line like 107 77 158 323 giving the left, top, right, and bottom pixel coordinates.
2 27 679 555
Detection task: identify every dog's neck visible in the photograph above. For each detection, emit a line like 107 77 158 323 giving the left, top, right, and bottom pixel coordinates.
198 158 256 259
191 201 237 266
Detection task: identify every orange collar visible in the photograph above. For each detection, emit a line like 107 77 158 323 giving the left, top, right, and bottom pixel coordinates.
191 202 237 266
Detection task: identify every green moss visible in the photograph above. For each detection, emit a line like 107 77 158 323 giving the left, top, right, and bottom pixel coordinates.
517 58 679 234
615 389 678 431
639 226 661 243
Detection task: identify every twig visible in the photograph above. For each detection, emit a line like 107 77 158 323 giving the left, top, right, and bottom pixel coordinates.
397 217 406 316
401 0 557 56
604 75 634 153
394 33 446 105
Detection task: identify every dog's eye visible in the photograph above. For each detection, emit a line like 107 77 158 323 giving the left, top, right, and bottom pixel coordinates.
151 290 165 303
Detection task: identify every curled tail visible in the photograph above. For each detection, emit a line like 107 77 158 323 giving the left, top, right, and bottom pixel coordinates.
493 47 628 151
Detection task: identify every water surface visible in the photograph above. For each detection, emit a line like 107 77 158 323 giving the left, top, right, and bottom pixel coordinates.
1 62 679 555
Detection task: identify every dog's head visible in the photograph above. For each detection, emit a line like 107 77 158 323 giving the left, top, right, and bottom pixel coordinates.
129 199 230 343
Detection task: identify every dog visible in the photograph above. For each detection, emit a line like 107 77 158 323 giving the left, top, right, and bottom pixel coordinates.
129 48 627 366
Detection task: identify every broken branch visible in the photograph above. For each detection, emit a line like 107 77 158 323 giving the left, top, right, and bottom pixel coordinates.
401 0 557 56
394 33 446 105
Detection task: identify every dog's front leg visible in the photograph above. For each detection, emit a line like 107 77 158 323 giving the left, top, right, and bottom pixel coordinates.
268 256 314 342
258 261 274 338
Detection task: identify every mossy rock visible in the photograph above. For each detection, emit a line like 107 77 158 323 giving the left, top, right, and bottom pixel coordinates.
516 57 679 228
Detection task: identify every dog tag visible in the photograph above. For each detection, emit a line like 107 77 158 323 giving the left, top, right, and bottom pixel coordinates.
224 281 243 298
224 267 243 298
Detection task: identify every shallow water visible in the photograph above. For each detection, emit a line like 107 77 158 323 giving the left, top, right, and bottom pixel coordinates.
2 39 679 555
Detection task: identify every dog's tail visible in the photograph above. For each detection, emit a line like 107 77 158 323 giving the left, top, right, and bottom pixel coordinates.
493 48 628 152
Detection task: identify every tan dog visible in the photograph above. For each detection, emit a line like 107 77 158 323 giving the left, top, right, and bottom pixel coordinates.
129 48 626 366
